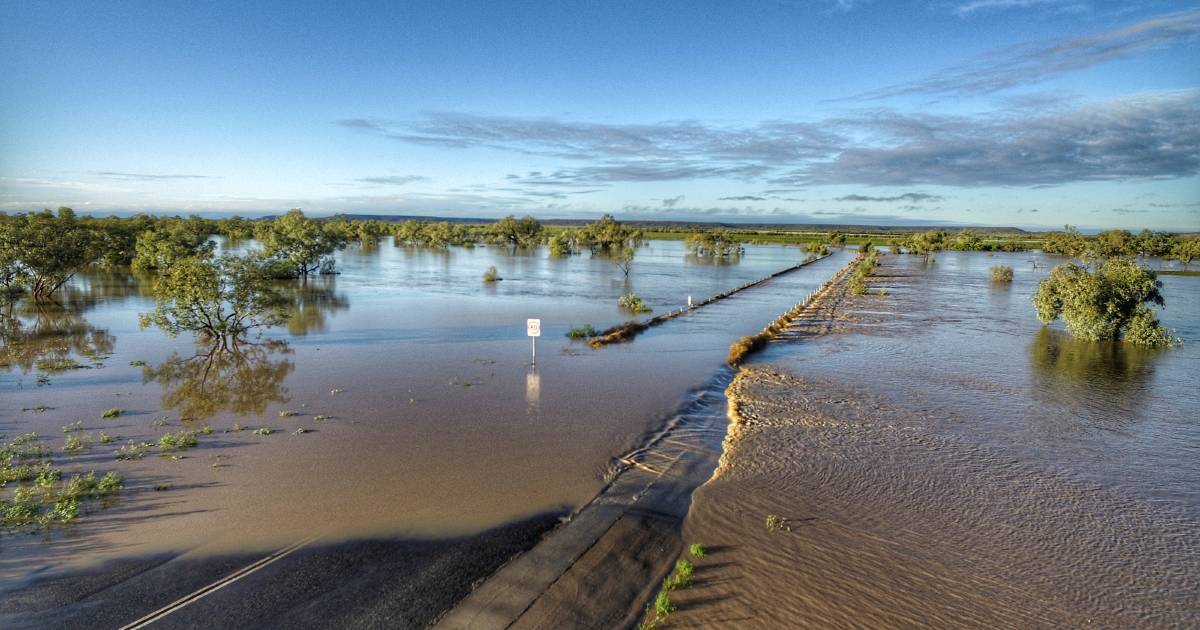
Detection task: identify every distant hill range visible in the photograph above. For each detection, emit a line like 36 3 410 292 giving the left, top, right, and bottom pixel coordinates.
323 214 1032 235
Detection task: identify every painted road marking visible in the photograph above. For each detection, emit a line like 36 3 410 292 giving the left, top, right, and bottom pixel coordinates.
119 536 318 629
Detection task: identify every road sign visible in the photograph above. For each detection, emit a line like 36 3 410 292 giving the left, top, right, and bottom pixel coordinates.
527 318 541 337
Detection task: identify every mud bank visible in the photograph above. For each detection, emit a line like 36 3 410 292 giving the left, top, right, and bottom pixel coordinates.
674 256 1199 628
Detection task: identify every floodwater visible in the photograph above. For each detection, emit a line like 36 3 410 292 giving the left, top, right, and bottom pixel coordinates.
678 251 1200 628
0 239 850 581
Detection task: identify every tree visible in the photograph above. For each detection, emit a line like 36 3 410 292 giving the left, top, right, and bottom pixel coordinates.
1041 225 1088 258
139 254 288 351
907 230 947 263
547 231 577 257
827 231 847 247
132 217 216 273
488 215 543 248
1136 229 1172 258
578 214 642 253
256 209 347 278
612 247 635 276
1169 238 1200 268
684 230 744 257
216 216 256 241
1031 258 1175 347
0 208 99 299
1091 230 1137 259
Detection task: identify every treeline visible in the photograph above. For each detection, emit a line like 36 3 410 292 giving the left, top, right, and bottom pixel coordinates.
885 227 1198 265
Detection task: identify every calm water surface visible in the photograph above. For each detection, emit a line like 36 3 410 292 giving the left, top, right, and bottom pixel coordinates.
0 239 848 578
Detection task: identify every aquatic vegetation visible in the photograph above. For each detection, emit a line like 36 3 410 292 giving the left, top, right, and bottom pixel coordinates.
62 421 84 434
618 293 652 314
129 359 147 366
1 470 122 530
482 266 502 283
36 358 88 372
278 410 298 417
565 324 598 340
253 427 275 436
766 514 789 532
991 265 1014 283
313 415 330 422
654 590 675 618
101 407 123 419
152 416 168 427
665 558 694 589
62 433 92 454
158 430 198 451
115 441 152 460
99 432 112 444
293 427 309 435
689 543 706 558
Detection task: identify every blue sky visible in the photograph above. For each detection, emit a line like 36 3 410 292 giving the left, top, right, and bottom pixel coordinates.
1 0 1197 230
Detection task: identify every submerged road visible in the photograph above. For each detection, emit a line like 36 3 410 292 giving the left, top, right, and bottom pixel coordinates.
0 513 559 629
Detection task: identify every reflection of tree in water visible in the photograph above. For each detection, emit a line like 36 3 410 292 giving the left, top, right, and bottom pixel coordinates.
0 300 115 373
683 253 742 266
1029 327 1156 428
278 277 349 336
142 341 294 421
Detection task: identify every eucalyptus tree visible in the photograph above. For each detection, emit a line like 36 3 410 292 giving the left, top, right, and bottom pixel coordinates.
1032 258 1175 347
139 254 289 351
1169 238 1199 268
0 208 99 299
907 230 947 263
684 230 744 257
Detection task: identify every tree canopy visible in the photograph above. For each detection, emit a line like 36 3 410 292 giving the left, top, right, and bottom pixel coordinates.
139 254 288 350
1032 258 1175 347
0 208 99 298
255 209 347 277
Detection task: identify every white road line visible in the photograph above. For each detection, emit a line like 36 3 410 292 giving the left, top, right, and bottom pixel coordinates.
119 536 318 629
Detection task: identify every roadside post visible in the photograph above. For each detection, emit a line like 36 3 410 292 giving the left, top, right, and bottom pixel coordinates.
527 318 541 366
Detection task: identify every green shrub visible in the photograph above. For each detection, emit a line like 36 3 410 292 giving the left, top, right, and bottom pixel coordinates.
689 543 707 558
158 430 198 451
482 266 502 283
566 324 598 340
101 408 122 419
618 293 652 314
990 265 1014 282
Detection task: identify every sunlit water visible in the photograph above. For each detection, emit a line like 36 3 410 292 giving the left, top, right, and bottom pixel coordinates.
0 239 849 579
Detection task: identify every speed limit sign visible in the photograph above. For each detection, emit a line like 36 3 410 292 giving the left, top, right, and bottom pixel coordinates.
527 318 541 337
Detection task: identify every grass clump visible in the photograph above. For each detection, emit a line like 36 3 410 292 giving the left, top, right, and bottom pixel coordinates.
991 265 1014 283
766 514 790 532
278 410 298 418
618 293 652 314
565 324 599 340
62 421 84 434
253 427 275 436
689 543 707 558
101 408 123 419
157 430 198 451
115 441 152 460
482 266 502 283
99 432 112 444
63 434 92 454
727 333 769 366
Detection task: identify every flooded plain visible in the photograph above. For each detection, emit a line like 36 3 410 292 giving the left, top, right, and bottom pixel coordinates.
679 251 1200 628
0 239 850 582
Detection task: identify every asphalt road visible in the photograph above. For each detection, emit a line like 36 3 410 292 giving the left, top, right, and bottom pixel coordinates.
0 512 561 630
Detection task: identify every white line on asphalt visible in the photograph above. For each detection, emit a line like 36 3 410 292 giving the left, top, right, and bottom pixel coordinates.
119 536 318 629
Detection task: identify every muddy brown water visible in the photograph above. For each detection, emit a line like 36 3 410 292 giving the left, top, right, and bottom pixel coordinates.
678 251 1199 628
0 240 850 584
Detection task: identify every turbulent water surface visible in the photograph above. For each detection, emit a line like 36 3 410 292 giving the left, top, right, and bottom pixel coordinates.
678 251 1199 628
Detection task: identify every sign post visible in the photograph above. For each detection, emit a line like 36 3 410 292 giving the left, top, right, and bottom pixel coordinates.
527 318 541 366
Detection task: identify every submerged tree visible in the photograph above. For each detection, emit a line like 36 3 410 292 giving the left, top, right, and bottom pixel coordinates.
684 230 744 257
487 215 543 248
141 340 294 421
139 254 288 350
906 230 947 263
132 217 217 273
0 208 99 299
1031 258 1176 347
1169 238 1199 268
256 209 347 278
